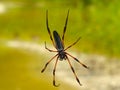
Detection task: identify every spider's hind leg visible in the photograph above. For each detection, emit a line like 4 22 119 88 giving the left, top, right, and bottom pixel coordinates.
66 52 89 69
41 54 58 73
66 56 82 86
53 56 60 87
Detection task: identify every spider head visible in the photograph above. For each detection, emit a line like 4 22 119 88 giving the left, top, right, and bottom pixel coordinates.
58 51 66 60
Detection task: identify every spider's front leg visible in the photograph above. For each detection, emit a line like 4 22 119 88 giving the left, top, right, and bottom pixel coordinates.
46 10 56 48
62 10 69 41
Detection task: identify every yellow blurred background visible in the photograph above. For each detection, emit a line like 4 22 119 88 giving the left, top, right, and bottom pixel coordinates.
0 0 120 90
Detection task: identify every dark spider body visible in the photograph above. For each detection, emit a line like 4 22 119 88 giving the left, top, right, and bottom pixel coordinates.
53 31 64 51
41 10 89 87
53 31 66 60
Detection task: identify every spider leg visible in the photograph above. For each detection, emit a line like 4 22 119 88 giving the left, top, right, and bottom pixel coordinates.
66 52 89 69
46 10 56 48
45 42 57 52
65 37 81 51
41 54 58 73
66 56 82 86
62 10 69 42
53 56 60 87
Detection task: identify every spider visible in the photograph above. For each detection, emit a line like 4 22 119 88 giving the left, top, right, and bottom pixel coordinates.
41 10 89 87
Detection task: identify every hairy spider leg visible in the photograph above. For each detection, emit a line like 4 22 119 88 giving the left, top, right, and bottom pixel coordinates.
46 10 56 48
45 42 57 52
66 56 82 86
62 10 69 45
53 56 60 87
41 54 58 73
65 37 81 51
66 52 89 69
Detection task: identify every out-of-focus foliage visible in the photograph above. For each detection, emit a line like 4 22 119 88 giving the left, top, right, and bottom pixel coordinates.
0 0 120 57
0 1 120 90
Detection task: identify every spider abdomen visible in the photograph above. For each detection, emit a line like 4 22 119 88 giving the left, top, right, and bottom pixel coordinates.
53 31 64 51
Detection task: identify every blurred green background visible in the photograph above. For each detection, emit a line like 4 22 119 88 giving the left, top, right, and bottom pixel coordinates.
0 0 120 90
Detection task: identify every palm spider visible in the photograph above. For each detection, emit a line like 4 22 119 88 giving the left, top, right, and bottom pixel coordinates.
41 10 89 87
